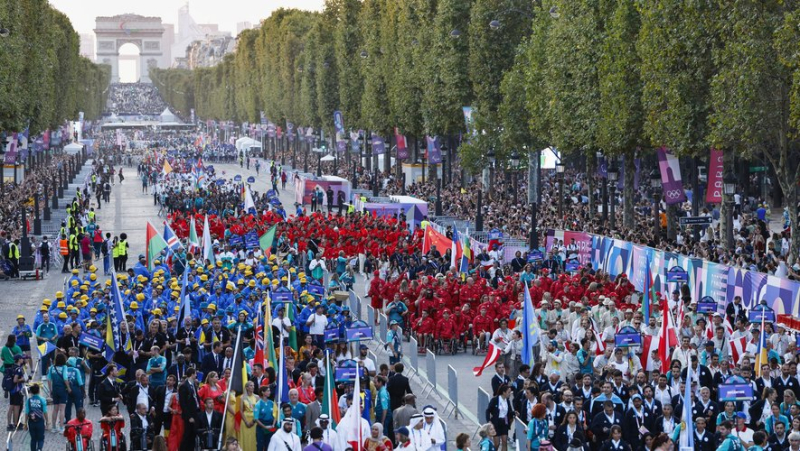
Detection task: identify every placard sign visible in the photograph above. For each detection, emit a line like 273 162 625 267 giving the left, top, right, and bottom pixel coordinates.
346 321 374 342
324 323 340 343
271 291 293 303
666 266 688 283
245 231 259 249
247 176 256 183
697 296 718 314
614 326 642 347
234 174 242 182
718 383 754 401
334 365 365 382
228 235 244 248
749 305 775 323
307 285 325 298
488 229 503 240
527 250 543 262
79 333 104 351
565 260 580 272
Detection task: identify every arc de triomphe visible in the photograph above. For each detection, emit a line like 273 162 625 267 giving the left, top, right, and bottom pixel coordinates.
95 14 167 83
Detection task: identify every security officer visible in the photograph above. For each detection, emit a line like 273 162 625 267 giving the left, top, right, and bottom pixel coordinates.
6 237 20 278
68 231 80 269
117 233 129 271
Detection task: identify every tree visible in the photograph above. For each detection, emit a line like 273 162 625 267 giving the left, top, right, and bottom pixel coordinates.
332 0 363 138
597 0 644 230
359 0 391 137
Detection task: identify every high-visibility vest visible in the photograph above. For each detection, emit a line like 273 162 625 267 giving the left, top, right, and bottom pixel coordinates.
112 243 120 258
117 240 127 256
7 243 19 259
88 211 95 221
59 239 69 256
68 235 78 251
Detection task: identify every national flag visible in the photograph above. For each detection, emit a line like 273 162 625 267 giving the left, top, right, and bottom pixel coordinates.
253 303 265 372
643 257 654 325
277 334 290 404
109 271 132 356
146 221 168 270
163 221 183 251
285 306 298 355
322 350 341 427
756 314 768 377
36 341 56 357
591 319 606 355
162 159 173 175
657 298 677 372
243 184 256 214
263 296 277 371
422 226 452 255
680 364 695 450
473 343 501 377
176 268 191 327
729 336 747 365
202 214 215 264
521 281 540 366
229 326 249 432
460 229 472 274
344 361 363 449
188 216 200 256
641 335 655 371
259 225 277 256
450 226 461 271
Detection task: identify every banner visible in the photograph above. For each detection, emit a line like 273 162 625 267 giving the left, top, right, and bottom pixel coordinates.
286 122 294 142
597 155 607 178
544 230 593 265
3 132 18 164
426 136 442 164
333 111 346 153
657 147 687 205
260 111 267 126
706 148 723 203
190 108 196 124
79 332 104 351
395 127 409 161
371 133 385 155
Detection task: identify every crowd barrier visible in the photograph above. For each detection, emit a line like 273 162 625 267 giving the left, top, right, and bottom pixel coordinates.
545 229 800 314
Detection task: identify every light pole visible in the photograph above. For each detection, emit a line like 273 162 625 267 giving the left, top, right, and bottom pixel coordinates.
724 170 737 250
650 169 661 241
556 160 565 218
354 136 362 188
529 147 541 251
43 179 51 221
597 151 608 225
607 159 618 231
510 150 520 205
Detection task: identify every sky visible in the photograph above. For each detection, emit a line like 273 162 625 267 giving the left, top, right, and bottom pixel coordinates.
49 0 324 36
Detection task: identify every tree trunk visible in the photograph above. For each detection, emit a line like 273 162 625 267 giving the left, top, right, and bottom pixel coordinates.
623 152 635 230
587 157 595 220
667 204 678 241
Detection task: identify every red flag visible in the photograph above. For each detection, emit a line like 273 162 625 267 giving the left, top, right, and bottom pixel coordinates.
657 299 676 372
473 343 501 377
422 226 452 255
729 335 747 365
641 335 654 371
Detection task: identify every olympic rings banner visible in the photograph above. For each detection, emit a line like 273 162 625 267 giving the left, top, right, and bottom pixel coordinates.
546 229 800 315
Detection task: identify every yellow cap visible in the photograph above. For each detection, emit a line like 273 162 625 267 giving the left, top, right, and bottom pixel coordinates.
200 274 208 281
171 291 179 298
208 304 217 311
58 312 67 319
152 308 162 315
271 265 278 271
269 255 277 261
197 267 204 273
280 276 288 281
57 301 66 308
16 315 24 320
71 269 79 274
80 295 89 301
136 293 145 301
89 265 97 272
105 280 112 286
55 291 64 298
71 280 79 286
201 318 209 325
271 280 279 286
43 298 52 306
130 301 139 309
40 306 48 312
90 274 97 281
248 280 256 287
90 308 97 313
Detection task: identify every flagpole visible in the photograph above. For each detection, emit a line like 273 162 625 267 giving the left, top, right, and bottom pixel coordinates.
219 325 243 451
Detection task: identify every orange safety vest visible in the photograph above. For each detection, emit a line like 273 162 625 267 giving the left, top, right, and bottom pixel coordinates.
59 239 69 256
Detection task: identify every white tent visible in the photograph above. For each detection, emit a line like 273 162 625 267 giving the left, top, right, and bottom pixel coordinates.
235 137 262 153
64 143 83 155
159 108 178 123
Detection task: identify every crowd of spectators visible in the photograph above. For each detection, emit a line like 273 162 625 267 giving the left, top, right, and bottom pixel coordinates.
105 83 169 116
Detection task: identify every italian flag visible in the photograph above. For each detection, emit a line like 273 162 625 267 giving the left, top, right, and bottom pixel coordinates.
146 221 168 270
321 350 341 427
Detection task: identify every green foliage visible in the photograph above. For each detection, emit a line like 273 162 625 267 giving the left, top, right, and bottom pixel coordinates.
0 0 108 134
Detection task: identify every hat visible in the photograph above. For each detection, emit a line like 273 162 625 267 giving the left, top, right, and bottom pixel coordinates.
736 412 747 419
16 315 24 320
604 299 614 306
423 407 436 417
631 394 642 401
390 320 399 326
395 427 410 436
319 414 330 421
130 301 139 309
705 341 715 347
13 354 24 362
138 254 145 259
359 344 368 350
58 312 67 319
282 418 294 425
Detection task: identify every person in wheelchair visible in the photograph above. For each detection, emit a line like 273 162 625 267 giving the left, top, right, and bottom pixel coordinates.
436 310 458 354
197 397 223 450
472 307 494 353
64 408 93 451
129 403 155 451
99 405 126 451
414 310 435 351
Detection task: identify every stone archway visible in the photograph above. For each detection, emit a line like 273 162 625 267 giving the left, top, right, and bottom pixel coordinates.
95 14 166 83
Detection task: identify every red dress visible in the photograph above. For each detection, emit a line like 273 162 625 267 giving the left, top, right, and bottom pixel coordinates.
198 383 226 413
168 393 184 450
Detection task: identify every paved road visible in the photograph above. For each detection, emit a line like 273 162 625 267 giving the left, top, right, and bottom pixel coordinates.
0 158 494 450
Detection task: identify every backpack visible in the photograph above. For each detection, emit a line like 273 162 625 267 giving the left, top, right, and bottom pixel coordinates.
2 365 17 393
101 240 109 256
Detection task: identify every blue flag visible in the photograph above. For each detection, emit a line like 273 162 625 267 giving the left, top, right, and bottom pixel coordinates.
679 364 694 449
176 268 191 327
521 281 540 365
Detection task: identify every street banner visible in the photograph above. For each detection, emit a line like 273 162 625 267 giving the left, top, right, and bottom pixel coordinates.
395 127 409 161
371 133 385 155
426 135 442 164
706 148 724 203
657 147 688 205
334 111 346 153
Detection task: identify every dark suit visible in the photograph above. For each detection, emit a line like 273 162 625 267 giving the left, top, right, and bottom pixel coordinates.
167 362 190 382
681 365 714 390
652 415 678 436
590 411 622 445
622 408 654 451
642 398 663 418
125 384 154 416
386 373 413 411
486 396 514 433
98 377 121 415
725 302 747 326
772 376 800 401
201 352 223 377
768 433 790 451
598 439 631 451
545 404 566 430
691 400 720 433
542 381 564 402
694 430 718 451
152 385 175 434
491 373 511 396
178 380 200 451
129 413 154 451
553 424 586 451
196 409 223 449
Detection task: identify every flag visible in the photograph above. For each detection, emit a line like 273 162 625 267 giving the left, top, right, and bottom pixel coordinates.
163 221 183 251
460 229 472 274
657 299 676 372
285 301 298 350
176 268 191 327
643 257 653 325
729 336 747 365
756 314 767 377
522 281 540 366
228 326 249 433
36 341 56 357
641 335 655 371
347 361 362 449
259 225 277 255
162 159 173 175
473 343 501 377
680 364 695 450
202 214 215 264
422 226 452 255
243 184 256 214
322 350 341 427
188 216 200 256
450 226 461 271
253 303 265 373
146 222 169 270
277 334 290 404
591 319 606 355
109 271 132 356
263 296 277 371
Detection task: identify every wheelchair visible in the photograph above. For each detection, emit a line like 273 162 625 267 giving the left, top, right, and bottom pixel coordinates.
98 420 127 451
64 427 94 451
434 336 459 355
196 428 222 451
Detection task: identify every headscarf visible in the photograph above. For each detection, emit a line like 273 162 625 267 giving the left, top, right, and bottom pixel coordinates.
367 422 385 443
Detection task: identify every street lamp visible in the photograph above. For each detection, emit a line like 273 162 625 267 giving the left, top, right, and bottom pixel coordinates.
436 144 448 216
724 170 737 250
510 150 520 204
597 151 608 224
354 136 363 188
607 159 618 230
477 148 495 232
650 169 661 241
556 161 565 218
450 29 461 39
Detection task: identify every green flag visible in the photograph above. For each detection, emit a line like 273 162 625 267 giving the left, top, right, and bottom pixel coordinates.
259 225 277 255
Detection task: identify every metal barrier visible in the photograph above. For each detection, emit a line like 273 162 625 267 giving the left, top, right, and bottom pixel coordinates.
408 337 420 378
443 365 461 419
475 388 491 437
367 305 375 328
420 349 436 398
514 417 528 451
